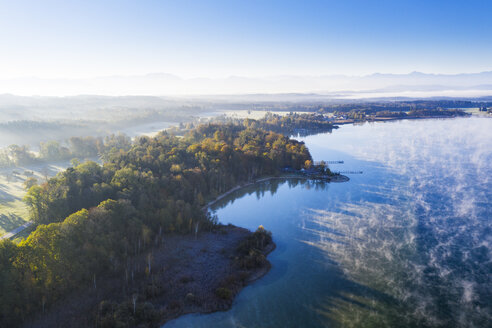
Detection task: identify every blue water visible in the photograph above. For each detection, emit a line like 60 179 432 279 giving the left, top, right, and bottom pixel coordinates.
165 117 492 328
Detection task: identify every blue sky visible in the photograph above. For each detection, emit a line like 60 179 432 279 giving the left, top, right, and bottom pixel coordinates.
1 0 491 78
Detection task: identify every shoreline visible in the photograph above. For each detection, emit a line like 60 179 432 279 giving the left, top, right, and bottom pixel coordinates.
157 174 348 325
204 173 349 210
156 225 277 327
25 225 276 328
331 114 472 126
25 175 347 327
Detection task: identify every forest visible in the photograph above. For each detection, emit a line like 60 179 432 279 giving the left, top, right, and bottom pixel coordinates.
245 112 336 136
0 121 311 327
227 99 486 114
0 134 132 168
171 112 336 138
331 108 470 122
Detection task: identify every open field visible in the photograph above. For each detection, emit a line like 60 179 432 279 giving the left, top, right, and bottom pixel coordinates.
0 172 31 236
0 160 79 238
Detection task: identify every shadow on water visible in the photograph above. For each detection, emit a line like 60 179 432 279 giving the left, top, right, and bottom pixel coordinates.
210 178 331 213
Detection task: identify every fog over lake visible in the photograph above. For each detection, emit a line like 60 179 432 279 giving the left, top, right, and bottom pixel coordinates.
165 117 492 327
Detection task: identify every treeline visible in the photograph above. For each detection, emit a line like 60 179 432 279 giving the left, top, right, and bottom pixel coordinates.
406 108 470 117
0 122 311 327
374 111 407 117
331 108 470 122
0 133 132 168
319 100 477 114
176 112 336 137
245 112 336 136
376 108 470 118
225 99 481 114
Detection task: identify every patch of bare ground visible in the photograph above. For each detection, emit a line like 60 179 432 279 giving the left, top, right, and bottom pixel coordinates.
24 224 274 328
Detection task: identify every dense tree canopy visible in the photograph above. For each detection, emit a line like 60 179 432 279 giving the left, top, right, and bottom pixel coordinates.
246 112 336 136
0 122 311 327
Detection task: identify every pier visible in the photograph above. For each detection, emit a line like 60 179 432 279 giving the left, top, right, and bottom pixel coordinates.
314 160 344 164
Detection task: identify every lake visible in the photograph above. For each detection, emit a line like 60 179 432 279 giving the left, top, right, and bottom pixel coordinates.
165 117 492 327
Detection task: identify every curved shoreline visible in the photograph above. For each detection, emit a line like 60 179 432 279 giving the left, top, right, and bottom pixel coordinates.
25 225 276 328
157 225 277 327
163 173 349 326
243 242 276 285
204 173 349 210
26 174 346 328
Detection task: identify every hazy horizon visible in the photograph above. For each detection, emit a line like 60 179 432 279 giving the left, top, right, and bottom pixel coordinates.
2 0 492 96
1 2 491 328
3 70 492 97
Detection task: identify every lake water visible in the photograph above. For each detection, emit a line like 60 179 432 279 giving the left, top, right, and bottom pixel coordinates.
165 117 492 328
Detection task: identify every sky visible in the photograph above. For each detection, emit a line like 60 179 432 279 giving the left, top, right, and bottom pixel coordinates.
1 0 492 80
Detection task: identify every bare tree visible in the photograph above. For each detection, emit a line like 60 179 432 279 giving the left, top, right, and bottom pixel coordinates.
194 222 200 239
147 253 152 275
132 294 138 315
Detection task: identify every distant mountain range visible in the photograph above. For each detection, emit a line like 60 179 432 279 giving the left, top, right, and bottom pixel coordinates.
1 71 492 97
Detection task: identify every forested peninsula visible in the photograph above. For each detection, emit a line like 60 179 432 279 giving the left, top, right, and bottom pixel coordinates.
0 117 335 327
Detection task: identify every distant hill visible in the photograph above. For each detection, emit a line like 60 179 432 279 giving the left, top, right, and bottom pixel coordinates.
1 71 492 97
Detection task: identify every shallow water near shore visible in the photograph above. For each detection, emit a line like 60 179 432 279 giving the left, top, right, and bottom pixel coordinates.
164 117 492 328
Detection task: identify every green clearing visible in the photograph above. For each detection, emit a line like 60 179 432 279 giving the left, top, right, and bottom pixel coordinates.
0 201 30 234
0 162 71 237
0 174 31 236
